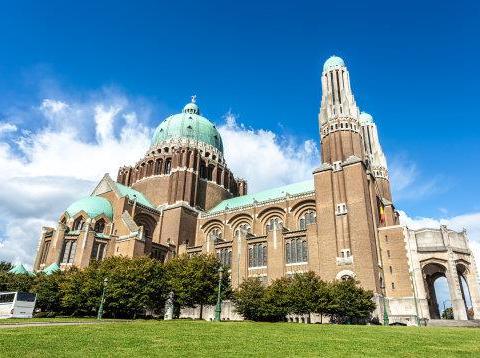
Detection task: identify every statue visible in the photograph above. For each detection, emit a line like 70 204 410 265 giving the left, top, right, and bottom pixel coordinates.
164 291 174 320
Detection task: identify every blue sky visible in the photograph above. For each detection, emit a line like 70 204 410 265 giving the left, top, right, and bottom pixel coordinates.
0 0 479 310
1 0 478 217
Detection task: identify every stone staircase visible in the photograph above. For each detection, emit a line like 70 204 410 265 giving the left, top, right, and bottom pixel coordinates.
427 319 480 327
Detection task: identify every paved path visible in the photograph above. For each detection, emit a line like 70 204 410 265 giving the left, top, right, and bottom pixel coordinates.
0 321 115 329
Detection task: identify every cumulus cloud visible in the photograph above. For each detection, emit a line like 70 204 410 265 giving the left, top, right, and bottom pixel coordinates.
400 210 480 267
0 122 17 135
0 89 152 267
219 112 319 192
0 95 321 267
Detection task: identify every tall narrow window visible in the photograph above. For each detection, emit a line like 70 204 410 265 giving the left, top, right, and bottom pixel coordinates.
248 243 267 267
73 216 85 231
299 210 316 229
217 248 232 267
61 240 77 263
286 238 308 264
40 241 51 264
90 241 106 262
94 219 105 233
164 158 172 174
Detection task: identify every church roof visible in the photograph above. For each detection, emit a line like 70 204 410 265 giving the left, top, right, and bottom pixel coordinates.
208 179 314 214
8 263 33 275
66 196 113 220
151 98 223 153
42 263 60 275
115 182 155 209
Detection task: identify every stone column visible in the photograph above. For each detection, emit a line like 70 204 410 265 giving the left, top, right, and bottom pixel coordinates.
443 226 468 320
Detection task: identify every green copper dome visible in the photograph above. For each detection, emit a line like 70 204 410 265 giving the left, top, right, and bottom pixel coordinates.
359 111 373 125
323 56 345 72
151 98 224 153
65 196 113 220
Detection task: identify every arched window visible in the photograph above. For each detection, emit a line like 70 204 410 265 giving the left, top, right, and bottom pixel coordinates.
207 164 215 181
248 242 267 267
154 159 163 175
164 158 172 174
199 160 207 179
266 217 282 232
94 219 106 233
217 248 232 267
61 240 77 263
234 223 251 238
73 216 85 231
208 228 223 243
285 238 308 264
298 210 316 230
90 241 107 262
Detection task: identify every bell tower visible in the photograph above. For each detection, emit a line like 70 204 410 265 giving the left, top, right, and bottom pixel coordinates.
318 56 364 164
314 56 381 294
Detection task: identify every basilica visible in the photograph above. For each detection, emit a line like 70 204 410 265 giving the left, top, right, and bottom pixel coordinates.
34 56 480 324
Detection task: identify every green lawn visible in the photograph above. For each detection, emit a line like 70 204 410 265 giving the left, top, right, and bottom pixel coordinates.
1 320 479 357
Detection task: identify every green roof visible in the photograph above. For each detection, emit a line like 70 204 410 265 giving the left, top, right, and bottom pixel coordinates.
323 55 345 72
66 196 113 220
115 182 155 209
151 100 223 153
42 263 60 275
208 180 314 214
9 263 33 275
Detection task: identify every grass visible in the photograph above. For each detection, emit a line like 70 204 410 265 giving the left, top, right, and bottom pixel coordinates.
0 317 113 325
1 320 479 357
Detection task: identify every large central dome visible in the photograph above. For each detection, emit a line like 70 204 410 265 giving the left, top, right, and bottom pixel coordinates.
151 97 224 153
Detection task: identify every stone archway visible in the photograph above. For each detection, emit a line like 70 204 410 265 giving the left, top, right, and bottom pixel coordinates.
456 264 472 319
422 262 448 319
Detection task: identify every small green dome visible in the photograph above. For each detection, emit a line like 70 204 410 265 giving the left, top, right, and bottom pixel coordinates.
65 196 113 220
151 98 223 153
323 56 345 72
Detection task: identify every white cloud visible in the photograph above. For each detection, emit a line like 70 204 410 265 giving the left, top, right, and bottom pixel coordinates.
0 122 17 135
219 112 319 192
399 210 480 268
0 90 152 267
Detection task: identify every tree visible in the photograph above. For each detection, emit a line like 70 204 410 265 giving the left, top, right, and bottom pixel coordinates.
165 254 230 319
288 272 323 322
328 278 376 324
264 276 292 321
0 261 13 272
0 271 35 292
232 277 267 321
33 272 65 314
442 307 454 320
61 257 168 318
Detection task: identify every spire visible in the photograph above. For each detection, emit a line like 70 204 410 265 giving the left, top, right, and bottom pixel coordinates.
319 55 359 127
359 111 388 176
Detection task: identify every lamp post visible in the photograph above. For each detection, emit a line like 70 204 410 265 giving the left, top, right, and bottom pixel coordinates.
97 277 108 320
214 266 224 322
380 281 389 326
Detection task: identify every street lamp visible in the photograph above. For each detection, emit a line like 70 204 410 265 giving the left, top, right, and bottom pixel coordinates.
380 280 389 326
214 266 224 322
97 277 108 320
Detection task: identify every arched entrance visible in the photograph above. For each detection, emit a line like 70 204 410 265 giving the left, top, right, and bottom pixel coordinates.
457 264 473 319
422 262 448 319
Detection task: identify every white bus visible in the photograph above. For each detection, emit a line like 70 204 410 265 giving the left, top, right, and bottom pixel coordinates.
0 292 37 319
